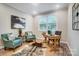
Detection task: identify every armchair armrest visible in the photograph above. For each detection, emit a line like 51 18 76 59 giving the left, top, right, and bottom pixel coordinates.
32 35 36 38
15 37 22 42
4 40 13 44
15 37 21 39
29 35 36 39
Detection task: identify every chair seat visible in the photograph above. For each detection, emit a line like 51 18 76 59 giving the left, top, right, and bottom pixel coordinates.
13 39 21 46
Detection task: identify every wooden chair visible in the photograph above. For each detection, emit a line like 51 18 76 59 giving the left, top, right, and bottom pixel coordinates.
48 35 61 51
42 32 48 42
55 31 62 35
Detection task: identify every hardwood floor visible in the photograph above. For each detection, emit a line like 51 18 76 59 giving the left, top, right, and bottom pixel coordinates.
0 40 72 56
0 42 34 56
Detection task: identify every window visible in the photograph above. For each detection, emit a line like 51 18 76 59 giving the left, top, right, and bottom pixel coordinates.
39 15 56 32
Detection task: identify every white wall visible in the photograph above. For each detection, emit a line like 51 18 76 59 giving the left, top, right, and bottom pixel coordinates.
34 9 68 42
53 9 68 42
68 4 79 56
0 4 33 46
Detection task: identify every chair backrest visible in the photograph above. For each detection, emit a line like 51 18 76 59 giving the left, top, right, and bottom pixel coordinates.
1 33 12 41
1 34 9 41
42 32 48 38
42 32 46 36
55 31 62 35
25 32 28 36
26 32 33 36
48 30 52 36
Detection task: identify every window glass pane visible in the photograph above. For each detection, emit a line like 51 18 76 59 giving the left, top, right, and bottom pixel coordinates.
39 16 47 24
39 16 47 31
40 24 47 31
47 16 56 23
47 16 56 32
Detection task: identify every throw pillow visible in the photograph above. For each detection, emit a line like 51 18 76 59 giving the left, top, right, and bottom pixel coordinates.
8 34 15 40
28 32 33 35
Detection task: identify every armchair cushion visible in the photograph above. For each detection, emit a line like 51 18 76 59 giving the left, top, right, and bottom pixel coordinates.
27 32 33 35
13 39 21 46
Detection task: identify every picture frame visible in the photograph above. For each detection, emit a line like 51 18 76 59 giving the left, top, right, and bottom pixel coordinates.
72 3 79 30
11 15 26 29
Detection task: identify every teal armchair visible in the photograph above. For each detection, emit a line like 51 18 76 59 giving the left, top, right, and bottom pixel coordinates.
25 32 36 41
1 33 22 49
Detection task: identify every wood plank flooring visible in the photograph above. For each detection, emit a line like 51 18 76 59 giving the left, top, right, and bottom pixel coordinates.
0 40 71 56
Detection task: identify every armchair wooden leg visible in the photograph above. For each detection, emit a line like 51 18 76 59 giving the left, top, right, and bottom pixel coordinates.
58 41 60 47
21 43 22 46
4 47 6 50
13 48 15 52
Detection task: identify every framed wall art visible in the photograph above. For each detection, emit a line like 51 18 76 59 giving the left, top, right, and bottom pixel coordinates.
11 15 26 29
72 3 79 30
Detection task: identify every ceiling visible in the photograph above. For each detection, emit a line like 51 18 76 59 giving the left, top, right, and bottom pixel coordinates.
5 3 69 15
